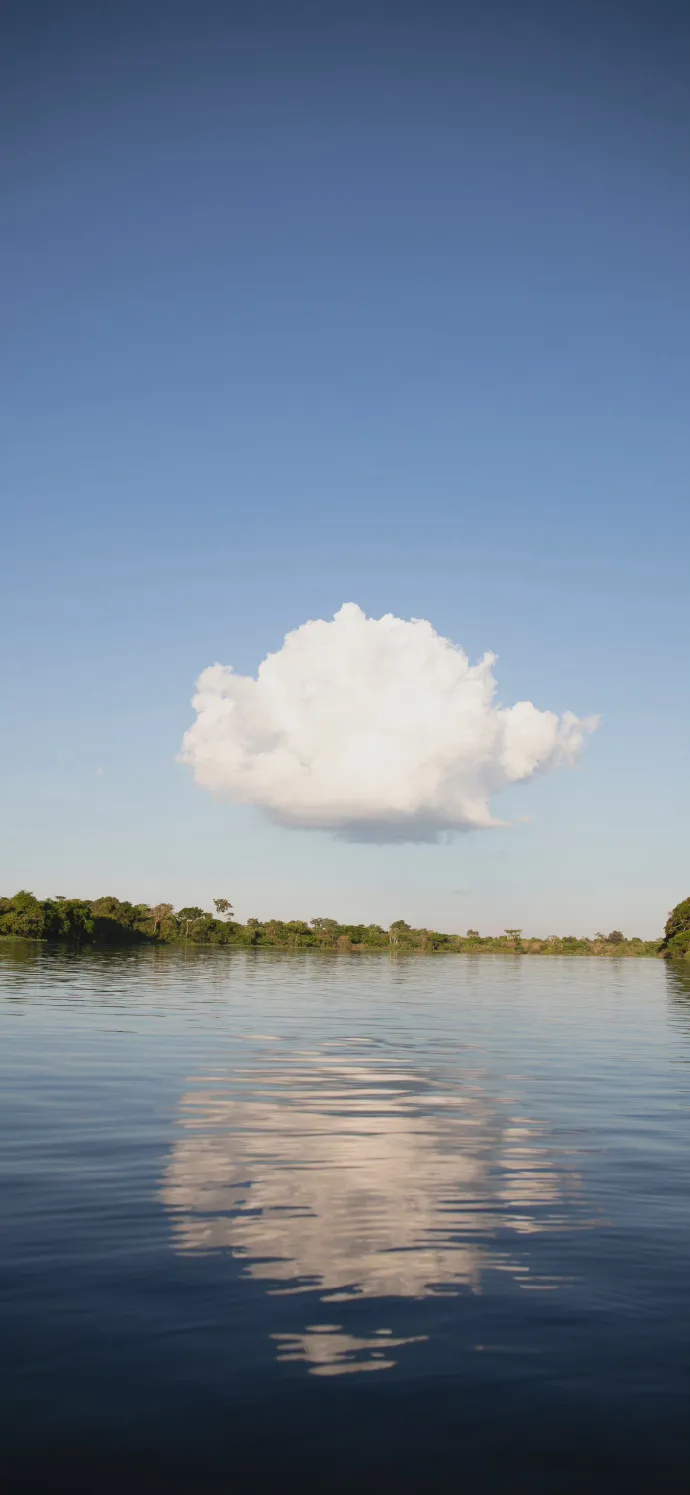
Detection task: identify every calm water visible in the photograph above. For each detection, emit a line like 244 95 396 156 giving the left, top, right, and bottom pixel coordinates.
2 946 690 1493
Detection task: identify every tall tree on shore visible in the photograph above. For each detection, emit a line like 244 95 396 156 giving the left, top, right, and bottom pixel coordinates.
178 906 204 938
151 903 174 934
662 897 690 960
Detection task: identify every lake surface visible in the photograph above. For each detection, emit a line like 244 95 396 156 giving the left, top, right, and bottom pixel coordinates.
2 946 689 1492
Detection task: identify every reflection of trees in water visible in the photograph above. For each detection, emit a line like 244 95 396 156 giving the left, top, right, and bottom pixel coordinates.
666 962 690 1040
0 941 45 974
160 1051 586 1373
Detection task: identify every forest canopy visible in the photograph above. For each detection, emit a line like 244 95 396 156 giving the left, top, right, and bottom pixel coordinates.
0 890 668 956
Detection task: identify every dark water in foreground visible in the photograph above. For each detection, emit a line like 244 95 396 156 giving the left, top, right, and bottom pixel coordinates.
1 947 689 1493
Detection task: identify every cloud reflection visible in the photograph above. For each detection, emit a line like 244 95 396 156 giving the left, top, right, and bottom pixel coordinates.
271 1324 428 1377
160 1048 582 1373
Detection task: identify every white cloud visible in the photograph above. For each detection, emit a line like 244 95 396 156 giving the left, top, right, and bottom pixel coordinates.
179 604 598 842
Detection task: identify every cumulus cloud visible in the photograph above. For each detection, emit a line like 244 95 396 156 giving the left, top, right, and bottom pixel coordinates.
179 604 598 842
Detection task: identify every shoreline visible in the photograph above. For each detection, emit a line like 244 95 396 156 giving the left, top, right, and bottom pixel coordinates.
0 934 662 958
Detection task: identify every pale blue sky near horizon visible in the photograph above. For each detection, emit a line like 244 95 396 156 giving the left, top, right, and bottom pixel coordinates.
1 1 689 936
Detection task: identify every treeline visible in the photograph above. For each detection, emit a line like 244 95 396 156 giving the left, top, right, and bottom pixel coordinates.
0 889 677 956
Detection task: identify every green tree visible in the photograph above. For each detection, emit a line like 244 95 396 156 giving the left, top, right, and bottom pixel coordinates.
178 906 205 937
666 930 690 960
151 903 175 934
213 898 233 921
43 898 94 944
0 891 45 939
662 897 690 960
311 917 340 947
92 895 127 920
664 897 690 943
241 917 262 945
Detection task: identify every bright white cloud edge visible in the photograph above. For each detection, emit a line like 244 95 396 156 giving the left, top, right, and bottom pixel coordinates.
179 603 599 843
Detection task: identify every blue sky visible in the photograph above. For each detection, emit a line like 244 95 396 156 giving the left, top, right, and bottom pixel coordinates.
1 0 688 936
